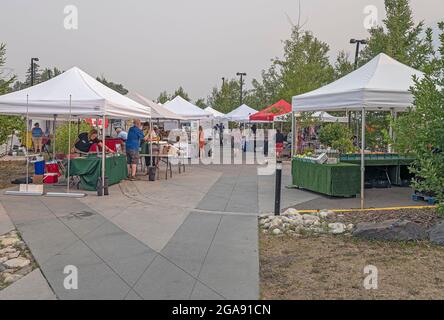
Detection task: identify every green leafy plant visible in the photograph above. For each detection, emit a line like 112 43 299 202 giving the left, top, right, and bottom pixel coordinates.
394 22 444 213
55 122 92 154
318 123 354 153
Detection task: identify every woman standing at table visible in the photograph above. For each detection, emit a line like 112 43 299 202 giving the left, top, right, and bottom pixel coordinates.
143 122 159 169
199 126 205 158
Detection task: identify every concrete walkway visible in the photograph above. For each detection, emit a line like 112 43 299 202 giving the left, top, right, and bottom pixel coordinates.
0 164 262 300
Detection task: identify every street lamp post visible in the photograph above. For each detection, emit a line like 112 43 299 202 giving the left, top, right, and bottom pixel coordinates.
349 39 367 130
30 57 39 86
349 39 367 69
236 72 247 106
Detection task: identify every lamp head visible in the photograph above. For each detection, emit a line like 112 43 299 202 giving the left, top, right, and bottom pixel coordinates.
350 39 357 44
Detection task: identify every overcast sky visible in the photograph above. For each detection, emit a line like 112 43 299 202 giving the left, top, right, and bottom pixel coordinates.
0 0 442 102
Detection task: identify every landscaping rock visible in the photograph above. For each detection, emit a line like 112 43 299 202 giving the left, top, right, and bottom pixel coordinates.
3 273 23 284
1 238 19 247
272 229 282 235
329 223 347 235
8 251 20 259
283 208 300 217
353 219 428 241
0 247 16 255
429 221 444 246
319 210 334 218
3 257 31 269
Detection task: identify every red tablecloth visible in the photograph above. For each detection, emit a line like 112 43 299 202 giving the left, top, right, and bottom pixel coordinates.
89 138 124 152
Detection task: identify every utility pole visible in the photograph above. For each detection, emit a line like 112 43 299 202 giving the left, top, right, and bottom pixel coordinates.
236 72 246 105
30 57 39 86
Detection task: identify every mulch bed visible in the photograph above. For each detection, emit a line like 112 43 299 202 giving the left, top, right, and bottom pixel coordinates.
325 208 441 229
0 161 33 190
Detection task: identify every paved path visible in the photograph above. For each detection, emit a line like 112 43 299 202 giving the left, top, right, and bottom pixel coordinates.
0 164 263 300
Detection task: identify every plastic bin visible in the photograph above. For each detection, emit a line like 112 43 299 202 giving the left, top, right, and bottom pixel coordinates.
34 161 45 175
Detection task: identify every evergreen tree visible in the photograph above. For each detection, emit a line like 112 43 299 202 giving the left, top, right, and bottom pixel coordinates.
360 0 435 71
96 76 128 95
394 22 444 211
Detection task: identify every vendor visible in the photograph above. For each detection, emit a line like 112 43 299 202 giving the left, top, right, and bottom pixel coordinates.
73 129 113 154
142 122 159 169
31 123 44 153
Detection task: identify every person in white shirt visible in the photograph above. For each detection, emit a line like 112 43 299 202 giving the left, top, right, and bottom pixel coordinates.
115 127 128 141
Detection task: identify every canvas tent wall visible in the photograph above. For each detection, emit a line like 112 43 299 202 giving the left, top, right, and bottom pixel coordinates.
225 104 257 122
291 53 424 209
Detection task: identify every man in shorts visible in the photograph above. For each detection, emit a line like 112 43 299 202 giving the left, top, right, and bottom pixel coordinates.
126 119 148 181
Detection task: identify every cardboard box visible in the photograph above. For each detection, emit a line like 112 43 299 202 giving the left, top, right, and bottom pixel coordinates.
33 174 44 184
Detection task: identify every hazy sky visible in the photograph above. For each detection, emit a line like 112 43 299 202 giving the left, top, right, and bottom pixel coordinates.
0 0 442 102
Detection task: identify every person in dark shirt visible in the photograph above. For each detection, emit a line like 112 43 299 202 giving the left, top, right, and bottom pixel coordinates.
126 119 149 181
73 129 112 154
276 129 285 158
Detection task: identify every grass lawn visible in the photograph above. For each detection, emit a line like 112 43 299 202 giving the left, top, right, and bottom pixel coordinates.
0 160 33 189
260 209 444 300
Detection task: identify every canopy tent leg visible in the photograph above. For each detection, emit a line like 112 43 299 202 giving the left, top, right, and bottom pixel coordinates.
360 107 366 210
101 114 106 196
291 111 296 157
52 115 57 159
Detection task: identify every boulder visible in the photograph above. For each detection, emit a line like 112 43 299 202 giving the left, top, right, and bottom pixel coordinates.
328 223 347 235
429 221 444 246
272 228 282 235
353 219 428 241
3 257 31 269
283 208 300 217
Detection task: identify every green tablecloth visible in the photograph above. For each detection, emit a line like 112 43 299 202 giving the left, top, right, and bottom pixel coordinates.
292 158 360 197
68 155 128 191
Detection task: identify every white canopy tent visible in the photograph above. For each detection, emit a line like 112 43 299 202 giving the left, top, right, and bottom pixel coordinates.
130 93 185 120
225 104 257 122
163 96 212 120
204 106 226 120
0 66 151 197
0 67 150 119
291 53 424 209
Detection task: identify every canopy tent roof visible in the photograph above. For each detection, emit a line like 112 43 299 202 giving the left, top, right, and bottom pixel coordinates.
292 53 424 112
225 104 257 122
162 96 212 120
249 100 292 122
204 106 226 119
0 67 150 119
130 93 186 120
275 111 348 123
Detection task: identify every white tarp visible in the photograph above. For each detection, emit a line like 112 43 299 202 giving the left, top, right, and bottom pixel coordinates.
204 106 226 119
292 53 424 112
130 93 186 120
225 104 257 122
162 96 212 120
0 67 151 120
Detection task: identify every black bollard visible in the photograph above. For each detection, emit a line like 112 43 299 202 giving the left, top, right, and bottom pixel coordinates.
274 160 282 216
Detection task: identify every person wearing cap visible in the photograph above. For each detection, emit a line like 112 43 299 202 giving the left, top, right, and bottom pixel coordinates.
31 123 44 153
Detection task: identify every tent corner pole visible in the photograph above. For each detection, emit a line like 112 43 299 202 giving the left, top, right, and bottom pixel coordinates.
101 114 106 196
361 107 366 210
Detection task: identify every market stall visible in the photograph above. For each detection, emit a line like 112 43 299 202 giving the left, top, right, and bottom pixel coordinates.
292 53 424 208
69 154 128 191
0 66 151 196
292 158 360 197
249 100 292 122
225 104 257 122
